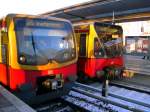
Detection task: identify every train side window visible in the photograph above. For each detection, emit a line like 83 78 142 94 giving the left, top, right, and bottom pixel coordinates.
94 38 104 57
0 27 7 64
79 34 86 57
1 44 7 64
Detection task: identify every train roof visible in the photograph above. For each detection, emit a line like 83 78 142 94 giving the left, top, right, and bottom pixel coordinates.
5 14 71 23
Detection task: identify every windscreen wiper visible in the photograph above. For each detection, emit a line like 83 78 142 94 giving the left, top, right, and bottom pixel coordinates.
30 32 52 63
31 32 36 55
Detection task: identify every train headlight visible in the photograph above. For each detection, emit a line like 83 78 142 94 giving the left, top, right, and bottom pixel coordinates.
19 55 26 63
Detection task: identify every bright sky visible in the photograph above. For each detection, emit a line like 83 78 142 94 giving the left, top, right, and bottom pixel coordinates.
0 0 91 18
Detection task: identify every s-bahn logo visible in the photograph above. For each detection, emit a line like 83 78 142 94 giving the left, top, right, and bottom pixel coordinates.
111 61 114 65
48 70 54 74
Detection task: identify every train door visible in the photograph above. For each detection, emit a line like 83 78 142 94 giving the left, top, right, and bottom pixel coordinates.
79 33 87 57
78 33 89 74
0 19 9 86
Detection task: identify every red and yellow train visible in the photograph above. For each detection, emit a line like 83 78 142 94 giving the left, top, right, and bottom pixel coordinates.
0 14 77 103
74 22 124 80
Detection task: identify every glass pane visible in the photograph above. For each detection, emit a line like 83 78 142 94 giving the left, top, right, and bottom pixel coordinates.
94 23 123 57
125 36 150 56
14 18 76 65
126 37 136 53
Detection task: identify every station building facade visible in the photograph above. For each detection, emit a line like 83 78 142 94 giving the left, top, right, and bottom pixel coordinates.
118 21 150 55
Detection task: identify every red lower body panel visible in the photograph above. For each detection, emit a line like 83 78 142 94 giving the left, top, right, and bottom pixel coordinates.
0 63 76 90
0 64 8 86
78 56 124 78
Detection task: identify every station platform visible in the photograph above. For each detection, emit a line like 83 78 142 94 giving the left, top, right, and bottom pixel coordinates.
124 55 150 75
0 85 35 112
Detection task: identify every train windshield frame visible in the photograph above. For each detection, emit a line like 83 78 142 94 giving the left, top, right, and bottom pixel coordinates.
94 23 123 58
14 18 76 65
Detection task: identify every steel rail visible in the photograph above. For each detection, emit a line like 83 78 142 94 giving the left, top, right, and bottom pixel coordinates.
110 81 150 94
72 86 148 112
74 82 150 109
65 93 116 112
61 97 91 112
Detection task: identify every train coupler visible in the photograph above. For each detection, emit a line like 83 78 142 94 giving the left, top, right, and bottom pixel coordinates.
42 78 64 90
37 74 64 93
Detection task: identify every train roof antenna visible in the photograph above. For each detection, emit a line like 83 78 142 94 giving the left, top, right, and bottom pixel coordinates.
112 10 115 25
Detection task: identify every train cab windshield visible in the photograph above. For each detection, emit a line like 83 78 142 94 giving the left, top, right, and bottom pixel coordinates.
14 18 76 65
94 23 123 58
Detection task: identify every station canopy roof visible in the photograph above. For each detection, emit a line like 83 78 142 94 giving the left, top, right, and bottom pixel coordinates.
42 0 150 23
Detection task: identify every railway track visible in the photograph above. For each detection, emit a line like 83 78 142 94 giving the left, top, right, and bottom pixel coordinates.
110 79 150 94
71 82 150 112
33 95 88 112
110 74 150 94
33 81 150 112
